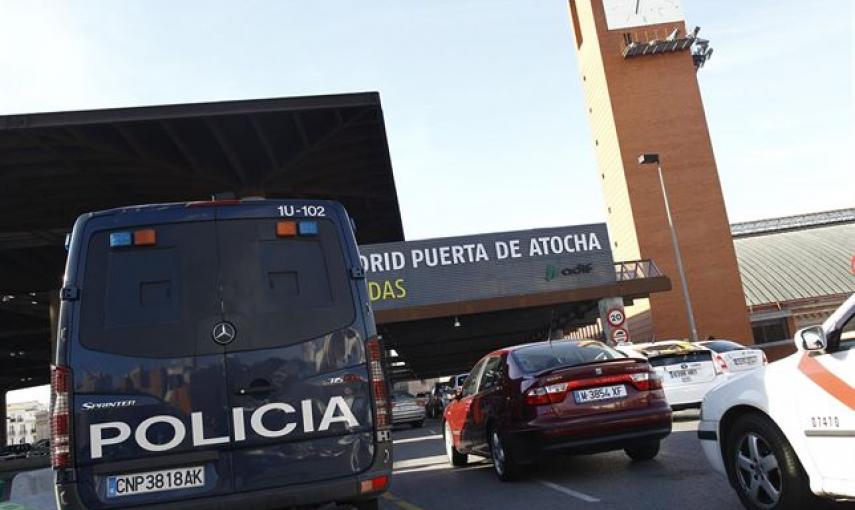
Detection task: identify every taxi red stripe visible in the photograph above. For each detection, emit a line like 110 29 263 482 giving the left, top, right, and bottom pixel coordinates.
798 353 855 411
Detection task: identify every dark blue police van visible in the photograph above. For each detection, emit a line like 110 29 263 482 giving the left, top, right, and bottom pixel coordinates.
51 198 392 510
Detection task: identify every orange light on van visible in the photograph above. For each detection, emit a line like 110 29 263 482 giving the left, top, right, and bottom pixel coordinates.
276 221 297 237
133 229 157 246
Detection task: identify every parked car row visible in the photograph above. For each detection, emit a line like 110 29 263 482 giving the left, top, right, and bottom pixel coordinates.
440 294 855 510
0 440 49 462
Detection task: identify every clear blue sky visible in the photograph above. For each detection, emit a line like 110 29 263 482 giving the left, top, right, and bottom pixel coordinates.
1 0 852 245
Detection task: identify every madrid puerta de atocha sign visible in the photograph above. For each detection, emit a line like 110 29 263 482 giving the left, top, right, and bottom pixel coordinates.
359 224 615 311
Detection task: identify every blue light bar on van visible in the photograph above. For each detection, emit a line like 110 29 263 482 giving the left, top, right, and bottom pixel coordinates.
298 221 319 236
109 232 133 248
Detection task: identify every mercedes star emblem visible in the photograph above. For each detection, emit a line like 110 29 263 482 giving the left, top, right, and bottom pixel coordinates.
212 322 236 345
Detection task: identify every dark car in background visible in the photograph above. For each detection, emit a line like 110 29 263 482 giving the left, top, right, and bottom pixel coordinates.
443 339 672 481
53 199 392 510
426 382 451 418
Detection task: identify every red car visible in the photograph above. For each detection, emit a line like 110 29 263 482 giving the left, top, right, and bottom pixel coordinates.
443 339 672 480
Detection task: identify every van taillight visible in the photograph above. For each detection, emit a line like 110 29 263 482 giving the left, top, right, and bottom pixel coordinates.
50 365 72 469
366 338 391 433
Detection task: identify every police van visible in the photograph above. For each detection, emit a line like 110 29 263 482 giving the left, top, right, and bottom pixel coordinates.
51 198 392 510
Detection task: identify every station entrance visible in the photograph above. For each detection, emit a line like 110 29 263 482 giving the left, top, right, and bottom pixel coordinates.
361 226 670 380
0 94 670 448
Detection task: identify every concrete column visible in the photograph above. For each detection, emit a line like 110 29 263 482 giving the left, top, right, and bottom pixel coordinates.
599 297 629 346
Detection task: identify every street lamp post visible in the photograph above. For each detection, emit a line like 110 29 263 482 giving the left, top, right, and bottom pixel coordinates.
638 153 699 342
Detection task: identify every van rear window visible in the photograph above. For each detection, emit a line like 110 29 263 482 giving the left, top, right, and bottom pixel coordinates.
80 222 221 358
79 218 355 357
215 219 355 352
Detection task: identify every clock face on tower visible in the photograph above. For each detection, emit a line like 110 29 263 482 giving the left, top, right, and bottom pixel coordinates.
602 0 683 30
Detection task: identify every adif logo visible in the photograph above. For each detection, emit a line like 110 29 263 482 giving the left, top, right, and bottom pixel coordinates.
545 263 593 281
89 396 358 459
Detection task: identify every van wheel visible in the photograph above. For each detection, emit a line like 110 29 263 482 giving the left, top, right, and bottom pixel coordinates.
724 413 817 510
490 428 520 481
411 420 424 428
350 498 379 510
444 421 468 466
624 440 660 461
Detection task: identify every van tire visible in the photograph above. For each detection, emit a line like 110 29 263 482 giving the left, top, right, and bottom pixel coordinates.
351 498 379 510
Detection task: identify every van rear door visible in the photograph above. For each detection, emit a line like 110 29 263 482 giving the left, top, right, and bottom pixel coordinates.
71 214 235 508
214 204 374 491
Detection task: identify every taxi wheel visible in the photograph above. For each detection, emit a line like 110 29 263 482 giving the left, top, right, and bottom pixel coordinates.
624 440 660 461
725 413 817 510
444 421 468 466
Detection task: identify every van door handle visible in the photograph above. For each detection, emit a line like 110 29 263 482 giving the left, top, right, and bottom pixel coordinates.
236 380 273 396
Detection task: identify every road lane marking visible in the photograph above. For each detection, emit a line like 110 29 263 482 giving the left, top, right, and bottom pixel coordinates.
382 492 426 510
394 462 493 475
393 434 442 445
535 479 600 503
672 419 700 432
393 454 448 470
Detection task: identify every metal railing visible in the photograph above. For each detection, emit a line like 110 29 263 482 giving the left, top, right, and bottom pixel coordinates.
614 259 663 281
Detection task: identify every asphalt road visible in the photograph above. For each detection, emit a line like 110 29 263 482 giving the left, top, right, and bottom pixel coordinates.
380 410 809 510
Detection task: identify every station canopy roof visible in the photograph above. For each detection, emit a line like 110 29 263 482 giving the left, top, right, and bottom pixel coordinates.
0 92 404 391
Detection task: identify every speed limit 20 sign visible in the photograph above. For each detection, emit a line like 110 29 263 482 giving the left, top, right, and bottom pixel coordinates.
606 308 625 327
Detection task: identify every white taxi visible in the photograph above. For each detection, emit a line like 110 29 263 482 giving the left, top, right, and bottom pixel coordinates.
699 339 767 375
618 340 725 410
699 293 855 509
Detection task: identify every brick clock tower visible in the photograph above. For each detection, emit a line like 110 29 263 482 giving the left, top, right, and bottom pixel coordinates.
568 0 752 342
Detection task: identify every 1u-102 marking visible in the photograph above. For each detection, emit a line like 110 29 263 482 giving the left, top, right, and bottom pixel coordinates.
278 205 326 217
